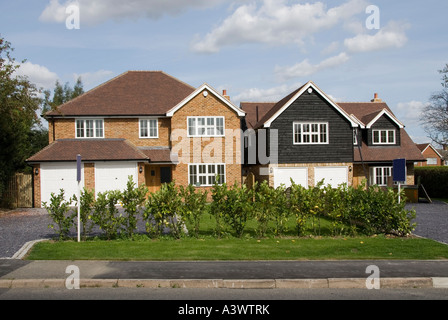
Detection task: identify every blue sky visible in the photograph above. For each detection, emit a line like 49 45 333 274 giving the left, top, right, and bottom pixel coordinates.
1 0 447 144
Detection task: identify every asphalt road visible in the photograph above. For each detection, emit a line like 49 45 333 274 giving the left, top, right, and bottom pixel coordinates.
1 287 448 300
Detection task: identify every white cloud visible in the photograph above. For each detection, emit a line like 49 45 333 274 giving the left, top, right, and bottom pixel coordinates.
191 0 368 53
344 21 409 53
14 61 59 90
39 0 224 25
73 70 114 89
234 82 303 104
395 100 427 127
275 52 350 80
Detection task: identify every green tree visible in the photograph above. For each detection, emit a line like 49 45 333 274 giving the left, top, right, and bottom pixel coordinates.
42 77 84 114
421 64 448 148
0 37 42 202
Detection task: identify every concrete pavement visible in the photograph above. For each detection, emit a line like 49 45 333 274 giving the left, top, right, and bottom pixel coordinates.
1 258 448 289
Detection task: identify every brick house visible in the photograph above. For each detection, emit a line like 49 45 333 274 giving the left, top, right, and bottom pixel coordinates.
415 143 444 166
240 82 425 189
27 71 245 207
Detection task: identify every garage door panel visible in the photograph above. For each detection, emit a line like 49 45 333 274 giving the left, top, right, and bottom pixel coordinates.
95 162 137 195
273 168 308 188
314 167 348 187
40 162 84 205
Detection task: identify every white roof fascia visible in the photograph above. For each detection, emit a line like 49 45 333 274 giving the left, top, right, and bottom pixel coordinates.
166 83 245 117
263 81 358 128
366 108 405 129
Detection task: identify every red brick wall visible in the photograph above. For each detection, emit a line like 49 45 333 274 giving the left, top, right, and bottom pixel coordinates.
171 89 242 189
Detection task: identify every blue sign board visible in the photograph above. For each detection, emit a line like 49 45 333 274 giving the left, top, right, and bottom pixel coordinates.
393 158 406 182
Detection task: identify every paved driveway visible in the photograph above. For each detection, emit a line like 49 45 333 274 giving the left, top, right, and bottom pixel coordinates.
0 209 53 258
0 201 447 258
407 200 448 245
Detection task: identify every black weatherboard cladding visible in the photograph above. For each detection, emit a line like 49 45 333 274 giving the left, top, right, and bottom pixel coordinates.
270 90 354 163
367 115 401 146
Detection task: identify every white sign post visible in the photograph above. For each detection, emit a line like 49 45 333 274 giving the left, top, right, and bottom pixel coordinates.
76 154 81 242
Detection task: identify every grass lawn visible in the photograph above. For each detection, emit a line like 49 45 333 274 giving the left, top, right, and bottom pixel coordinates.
27 235 448 260
27 211 448 260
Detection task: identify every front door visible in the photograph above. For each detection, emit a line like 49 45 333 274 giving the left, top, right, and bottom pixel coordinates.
145 165 172 193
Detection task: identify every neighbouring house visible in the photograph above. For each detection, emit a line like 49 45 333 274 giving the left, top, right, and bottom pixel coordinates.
415 143 444 166
241 81 425 189
438 148 448 166
27 71 245 207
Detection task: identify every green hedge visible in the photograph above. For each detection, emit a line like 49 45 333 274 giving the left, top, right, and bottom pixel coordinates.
43 177 416 240
414 166 448 198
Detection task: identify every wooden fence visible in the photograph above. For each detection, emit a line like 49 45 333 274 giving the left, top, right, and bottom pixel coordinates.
4 173 33 208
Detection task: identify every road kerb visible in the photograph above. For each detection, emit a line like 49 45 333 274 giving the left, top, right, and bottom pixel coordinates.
275 279 328 288
223 279 276 289
432 277 448 288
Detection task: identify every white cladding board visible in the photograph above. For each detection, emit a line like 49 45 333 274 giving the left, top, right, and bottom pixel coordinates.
40 162 84 205
95 162 138 195
314 166 348 187
273 167 308 188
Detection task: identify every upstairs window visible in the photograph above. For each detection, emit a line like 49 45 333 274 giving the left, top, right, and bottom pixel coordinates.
187 116 225 137
372 129 395 145
76 119 104 138
139 119 158 138
293 122 328 145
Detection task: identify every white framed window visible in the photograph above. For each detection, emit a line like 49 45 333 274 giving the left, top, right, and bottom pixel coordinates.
76 119 104 138
353 129 358 145
187 116 225 137
369 166 392 186
139 118 158 138
372 129 395 144
293 122 328 145
188 163 225 186
426 158 438 165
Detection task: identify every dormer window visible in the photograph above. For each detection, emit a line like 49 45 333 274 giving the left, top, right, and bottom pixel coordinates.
372 129 395 145
76 119 104 138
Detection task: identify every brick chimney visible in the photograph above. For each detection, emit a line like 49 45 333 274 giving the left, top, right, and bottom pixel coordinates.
371 93 382 103
223 89 230 101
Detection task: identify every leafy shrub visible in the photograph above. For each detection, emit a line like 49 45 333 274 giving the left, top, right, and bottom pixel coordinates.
210 181 228 238
253 181 288 237
72 188 95 240
143 182 184 239
223 182 254 238
121 177 147 238
179 184 208 238
43 189 76 239
91 190 123 240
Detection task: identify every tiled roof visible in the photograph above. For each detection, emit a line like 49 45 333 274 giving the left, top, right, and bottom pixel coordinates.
27 139 148 162
240 102 276 129
337 102 425 162
353 130 425 162
45 71 195 117
138 147 176 163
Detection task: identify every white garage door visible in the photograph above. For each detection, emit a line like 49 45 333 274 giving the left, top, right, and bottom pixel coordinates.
314 166 348 187
273 167 308 188
95 162 138 195
40 162 84 205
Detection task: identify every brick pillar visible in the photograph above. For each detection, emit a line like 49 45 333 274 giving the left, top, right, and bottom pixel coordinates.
33 164 41 208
